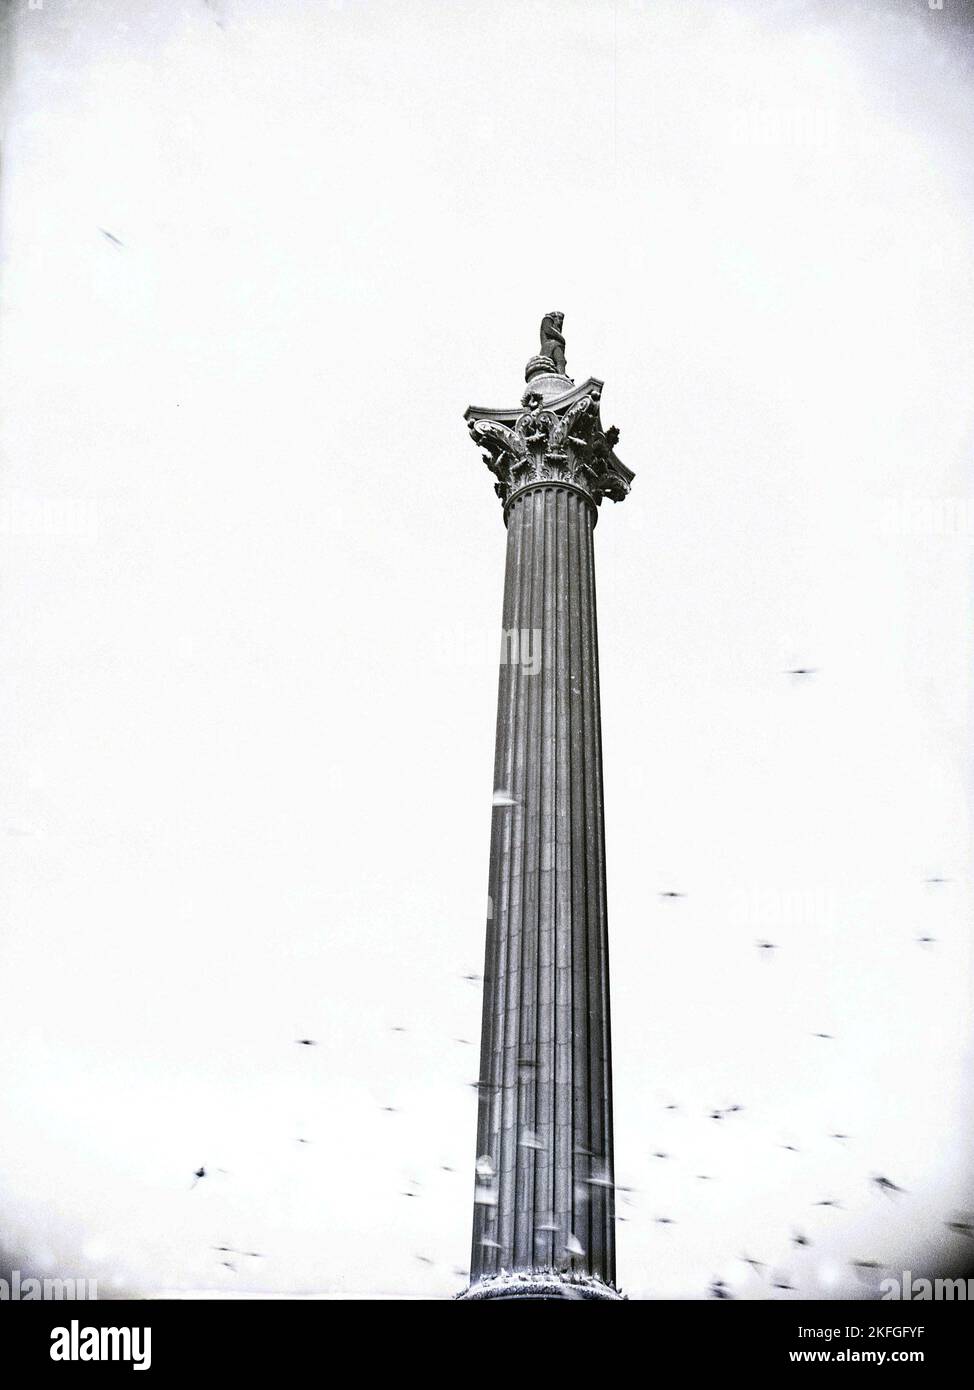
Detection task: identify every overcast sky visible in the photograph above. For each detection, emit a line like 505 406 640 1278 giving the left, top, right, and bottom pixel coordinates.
1 0 973 1299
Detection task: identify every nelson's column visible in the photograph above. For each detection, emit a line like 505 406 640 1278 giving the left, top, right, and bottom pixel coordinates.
458 314 634 1301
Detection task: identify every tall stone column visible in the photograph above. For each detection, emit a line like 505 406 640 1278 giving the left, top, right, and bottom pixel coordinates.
458 318 633 1302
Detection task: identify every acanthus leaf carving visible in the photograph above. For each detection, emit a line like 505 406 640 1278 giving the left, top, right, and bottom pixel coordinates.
466 379 632 513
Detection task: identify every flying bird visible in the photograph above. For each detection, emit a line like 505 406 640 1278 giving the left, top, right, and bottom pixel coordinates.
492 789 519 806
872 1174 906 1196
791 1231 811 1247
98 227 125 248
784 667 817 677
295 1039 318 1047
586 1171 614 1188
740 1254 766 1274
190 1166 206 1188
659 891 686 899
814 1198 843 1209
756 940 778 954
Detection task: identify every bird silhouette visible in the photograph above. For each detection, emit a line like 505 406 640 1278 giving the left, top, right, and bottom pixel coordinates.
784 668 817 677
756 940 779 954
190 1165 206 1188
792 1231 811 1247
814 1198 843 1209
659 891 686 899
711 1104 744 1120
98 227 125 248
295 1039 318 1047
492 790 519 806
872 1174 906 1196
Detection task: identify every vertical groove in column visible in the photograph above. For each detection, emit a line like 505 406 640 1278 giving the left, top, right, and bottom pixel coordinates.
534 487 556 1267
580 510 608 1282
567 490 591 1270
587 522 615 1284
499 491 534 1268
552 486 572 1268
472 494 518 1275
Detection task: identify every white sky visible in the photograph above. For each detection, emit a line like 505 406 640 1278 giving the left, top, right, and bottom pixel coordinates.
0 0 972 1299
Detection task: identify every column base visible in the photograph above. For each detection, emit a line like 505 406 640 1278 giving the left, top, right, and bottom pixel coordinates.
456 1272 625 1301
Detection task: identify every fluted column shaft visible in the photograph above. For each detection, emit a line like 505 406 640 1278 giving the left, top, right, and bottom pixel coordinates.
471 483 615 1285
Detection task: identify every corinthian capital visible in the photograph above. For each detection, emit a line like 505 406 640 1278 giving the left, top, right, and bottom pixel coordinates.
464 374 634 517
